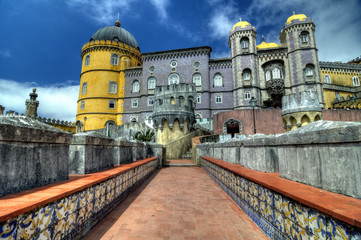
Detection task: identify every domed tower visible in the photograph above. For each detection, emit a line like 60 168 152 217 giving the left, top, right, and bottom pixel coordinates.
229 19 259 109
280 13 323 130
152 83 196 145
76 20 142 132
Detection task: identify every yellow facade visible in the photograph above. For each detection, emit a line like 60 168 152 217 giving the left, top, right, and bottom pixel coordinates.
76 39 142 132
320 64 361 109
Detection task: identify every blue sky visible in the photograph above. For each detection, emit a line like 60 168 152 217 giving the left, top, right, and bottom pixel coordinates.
0 0 360 121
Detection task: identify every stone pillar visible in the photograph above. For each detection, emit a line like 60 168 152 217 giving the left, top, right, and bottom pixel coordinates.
25 88 39 117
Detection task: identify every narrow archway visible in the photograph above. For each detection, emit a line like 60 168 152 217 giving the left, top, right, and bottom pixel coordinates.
223 118 242 137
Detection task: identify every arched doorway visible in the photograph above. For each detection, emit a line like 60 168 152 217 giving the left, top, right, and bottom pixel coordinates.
223 119 242 137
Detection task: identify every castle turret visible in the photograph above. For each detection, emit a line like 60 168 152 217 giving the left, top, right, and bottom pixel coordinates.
229 19 260 109
25 88 39 117
280 13 324 108
76 20 142 132
152 83 196 144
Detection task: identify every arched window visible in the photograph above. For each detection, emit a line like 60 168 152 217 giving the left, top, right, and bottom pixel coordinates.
300 31 309 44
148 77 156 89
244 91 251 100
168 73 179 84
266 70 272 81
272 67 281 79
324 74 331 84
81 82 87 95
243 69 251 80
108 81 117 94
305 65 314 77
215 94 222 103
214 73 223 87
84 54 90 66
353 76 360 86
76 121 83 133
111 53 119 65
105 120 116 137
132 80 140 92
196 93 201 104
240 37 249 49
193 73 202 86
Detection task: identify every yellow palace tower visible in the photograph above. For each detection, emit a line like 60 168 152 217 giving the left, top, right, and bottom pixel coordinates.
76 20 142 132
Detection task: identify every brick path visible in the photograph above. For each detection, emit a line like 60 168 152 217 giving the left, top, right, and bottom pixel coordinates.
84 167 268 240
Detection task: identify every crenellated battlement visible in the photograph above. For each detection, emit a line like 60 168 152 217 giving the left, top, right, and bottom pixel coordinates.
81 39 141 59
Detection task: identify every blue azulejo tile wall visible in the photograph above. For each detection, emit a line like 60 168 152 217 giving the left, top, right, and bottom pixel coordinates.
200 158 361 240
0 159 158 240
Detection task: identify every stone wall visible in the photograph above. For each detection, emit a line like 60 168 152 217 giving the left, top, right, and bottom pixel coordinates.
197 120 361 199
165 129 202 159
0 116 72 197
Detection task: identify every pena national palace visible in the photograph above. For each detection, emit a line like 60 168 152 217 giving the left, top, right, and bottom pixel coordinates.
1 13 361 240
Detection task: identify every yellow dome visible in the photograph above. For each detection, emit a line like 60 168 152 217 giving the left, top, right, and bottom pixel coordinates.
232 19 251 30
257 41 282 49
286 14 307 24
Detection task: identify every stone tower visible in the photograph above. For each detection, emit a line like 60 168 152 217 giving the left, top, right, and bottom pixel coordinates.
25 88 39 117
229 19 260 109
280 13 324 107
152 83 196 144
76 20 142 132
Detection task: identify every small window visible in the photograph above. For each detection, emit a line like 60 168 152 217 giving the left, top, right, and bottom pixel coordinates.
81 82 87 95
148 97 154 106
193 73 202 86
324 74 331 84
353 76 360 86
214 73 223 87
131 99 138 108
240 37 249 49
84 54 90 66
243 70 251 80
111 53 119 65
272 68 281 79
266 70 272 81
131 117 137 122
215 94 222 104
305 65 314 77
148 77 156 89
300 31 309 44
244 91 251 100
168 73 179 84
108 100 115 109
80 100 85 109
132 80 140 92
109 81 117 94
196 93 201 104
170 60 178 68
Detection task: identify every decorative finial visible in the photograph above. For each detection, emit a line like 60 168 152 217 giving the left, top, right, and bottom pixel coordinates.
115 19 121 27
239 17 242 22
293 11 296 15
262 34 265 42
32 88 36 93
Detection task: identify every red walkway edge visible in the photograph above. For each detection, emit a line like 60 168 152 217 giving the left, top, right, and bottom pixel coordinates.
0 157 158 223
201 156 361 229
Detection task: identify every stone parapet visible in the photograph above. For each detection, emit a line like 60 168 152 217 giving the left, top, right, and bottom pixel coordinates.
0 115 72 197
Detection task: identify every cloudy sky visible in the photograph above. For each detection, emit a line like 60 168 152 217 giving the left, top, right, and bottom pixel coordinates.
0 0 360 121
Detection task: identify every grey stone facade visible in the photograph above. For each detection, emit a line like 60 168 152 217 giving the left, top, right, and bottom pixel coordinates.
123 15 324 125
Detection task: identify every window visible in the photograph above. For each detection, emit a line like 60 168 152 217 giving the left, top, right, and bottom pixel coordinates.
131 117 137 122
244 91 251 100
170 60 178 68
243 70 251 80
168 73 179 84
108 100 115 109
81 82 87 95
108 81 117 94
148 97 154 106
80 100 85 109
196 93 201 104
193 73 202 86
111 53 119 65
324 74 331 84
266 70 272 81
272 67 281 79
300 31 309 44
353 76 360 86
305 65 314 77
215 94 222 104
131 99 138 108
148 77 156 89
214 73 223 87
132 80 140 92
84 54 90 66
241 37 249 49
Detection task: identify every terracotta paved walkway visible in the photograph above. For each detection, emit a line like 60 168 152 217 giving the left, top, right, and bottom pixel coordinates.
84 167 268 240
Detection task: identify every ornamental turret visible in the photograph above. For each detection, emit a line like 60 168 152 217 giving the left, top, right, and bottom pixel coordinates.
25 88 39 117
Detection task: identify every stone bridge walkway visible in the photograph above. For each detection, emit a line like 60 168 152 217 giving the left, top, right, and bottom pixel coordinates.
84 162 268 240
